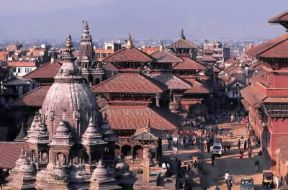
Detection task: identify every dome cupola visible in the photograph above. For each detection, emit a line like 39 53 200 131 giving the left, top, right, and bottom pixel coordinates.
42 35 98 142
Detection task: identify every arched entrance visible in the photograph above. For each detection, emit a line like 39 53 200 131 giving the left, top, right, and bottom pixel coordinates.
133 145 143 160
115 145 121 158
121 145 132 159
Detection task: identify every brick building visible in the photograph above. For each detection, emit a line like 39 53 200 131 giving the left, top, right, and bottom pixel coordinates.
241 11 288 175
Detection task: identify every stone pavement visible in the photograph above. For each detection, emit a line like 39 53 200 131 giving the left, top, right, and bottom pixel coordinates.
201 122 271 190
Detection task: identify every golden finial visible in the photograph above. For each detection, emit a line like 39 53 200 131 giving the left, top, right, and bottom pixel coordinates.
159 41 165 52
127 33 133 49
66 34 73 50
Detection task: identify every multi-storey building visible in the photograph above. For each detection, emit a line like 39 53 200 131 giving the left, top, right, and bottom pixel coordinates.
241 11 288 176
203 41 230 64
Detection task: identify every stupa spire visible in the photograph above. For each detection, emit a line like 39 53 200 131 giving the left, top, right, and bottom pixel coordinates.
159 41 165 52
126 33 133 49
81 20 91 41
66 34 73 50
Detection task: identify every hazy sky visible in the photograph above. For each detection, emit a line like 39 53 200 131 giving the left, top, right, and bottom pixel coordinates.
0 0 287 41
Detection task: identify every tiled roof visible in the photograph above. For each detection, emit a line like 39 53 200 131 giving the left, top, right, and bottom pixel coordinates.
0 142 26 169
102 105 179 130
200 55 217 62
92 72 167 94
246 34 288 59
269 11 288 24
213 66 221 73
183 78 211 94
225 57 238 65
148 73 191 90
7 61 37 67
167 39 199 49
151 50 183 63
103 62 119 72
202 49 214 55
173 57 205 70
103 47 153 63
95 48 114 54
141 47 159 55
133 127 163 140
14 85 50 107
23 61 62 80
240 86 266 107
263 97 288 103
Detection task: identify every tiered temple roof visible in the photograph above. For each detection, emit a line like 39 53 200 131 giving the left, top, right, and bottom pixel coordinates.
200 55 217 63
173 57 205 71
150 50 183 64
247 33 288 59
23 61 62 82
183 78 211 94
147 72 191 90
103 47 153 63
102 105 179 131
92 72 167 94
241 85 266 107
14 85 51 108
269 11 288 29
167 29 199 49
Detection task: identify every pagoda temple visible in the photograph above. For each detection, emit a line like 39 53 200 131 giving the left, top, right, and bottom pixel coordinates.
241 11 288 174
167 29 199 60
167 31 211 114
92 35 180 165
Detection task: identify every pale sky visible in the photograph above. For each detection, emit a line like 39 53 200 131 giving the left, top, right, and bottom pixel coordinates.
0 0 287 41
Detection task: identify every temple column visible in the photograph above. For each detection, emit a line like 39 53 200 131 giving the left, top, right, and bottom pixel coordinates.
131 146 134 161
143 145 150 184
155 94 160 107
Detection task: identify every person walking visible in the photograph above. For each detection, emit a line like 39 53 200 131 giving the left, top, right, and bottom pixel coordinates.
214 185 220 190
226 177 233 190
255 159 260 171
211 154 215 167
237 139 241 149
244 140 247 150
227 144 231 151
275 175 280 189
239 151 244 159
203 139 207 151
248 148 252 159
247 138 251 147
207 141 211 153
224 171 230 183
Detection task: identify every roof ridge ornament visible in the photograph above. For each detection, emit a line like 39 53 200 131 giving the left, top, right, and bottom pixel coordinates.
181 29 186 40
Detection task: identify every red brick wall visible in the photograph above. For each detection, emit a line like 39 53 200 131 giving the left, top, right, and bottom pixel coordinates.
272 73 288 88
270 118 288 134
